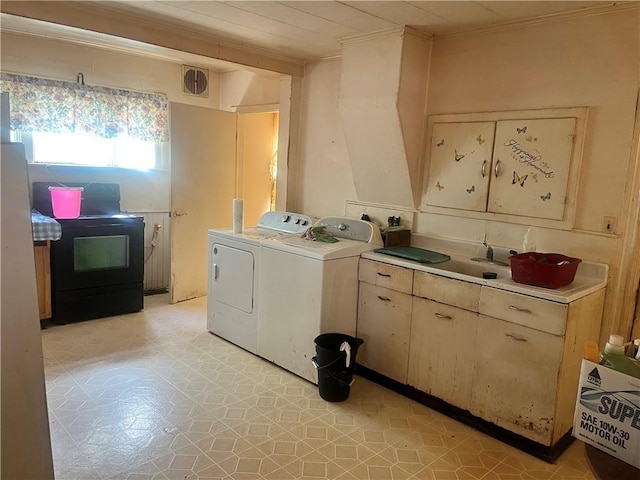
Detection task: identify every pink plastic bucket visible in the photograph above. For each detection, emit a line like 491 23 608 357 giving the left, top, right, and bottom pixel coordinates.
49 186 83 218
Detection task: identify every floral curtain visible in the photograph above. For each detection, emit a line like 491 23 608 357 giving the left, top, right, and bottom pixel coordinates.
0 73 168 142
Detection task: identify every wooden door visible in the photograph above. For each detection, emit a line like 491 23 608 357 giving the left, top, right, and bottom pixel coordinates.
424 122 495 211
170 103 236 303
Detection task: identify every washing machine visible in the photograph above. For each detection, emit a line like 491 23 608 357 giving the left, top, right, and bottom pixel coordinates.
207 211 312 353
258 217 383 383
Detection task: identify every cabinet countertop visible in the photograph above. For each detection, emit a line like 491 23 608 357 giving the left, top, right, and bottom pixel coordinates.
360 251 607 304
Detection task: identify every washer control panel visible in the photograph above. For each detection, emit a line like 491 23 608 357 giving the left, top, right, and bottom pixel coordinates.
257 211 313 233
315 217 383 244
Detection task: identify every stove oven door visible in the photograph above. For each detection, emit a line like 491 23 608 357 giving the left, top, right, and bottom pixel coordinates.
50 218 144 322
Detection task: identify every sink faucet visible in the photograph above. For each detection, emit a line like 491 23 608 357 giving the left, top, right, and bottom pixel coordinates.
471 240 509 266
484 241 494 262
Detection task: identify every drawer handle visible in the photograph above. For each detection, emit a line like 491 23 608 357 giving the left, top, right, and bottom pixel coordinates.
509 305 531 314
377 295 391 302
506 333 528 342
435 312 452 320
377 272 391 277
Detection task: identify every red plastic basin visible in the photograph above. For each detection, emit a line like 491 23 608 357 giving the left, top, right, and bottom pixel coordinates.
509 252 582 289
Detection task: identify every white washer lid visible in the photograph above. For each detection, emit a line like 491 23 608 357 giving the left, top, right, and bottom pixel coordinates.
262 234 381 260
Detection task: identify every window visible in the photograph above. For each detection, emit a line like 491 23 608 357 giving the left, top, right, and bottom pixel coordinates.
1 73 169 171
14 131 165 171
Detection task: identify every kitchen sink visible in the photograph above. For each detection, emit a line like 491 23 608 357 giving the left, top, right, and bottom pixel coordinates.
430 259 511 279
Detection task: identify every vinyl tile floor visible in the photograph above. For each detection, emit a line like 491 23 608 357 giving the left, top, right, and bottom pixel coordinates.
42 294 595 480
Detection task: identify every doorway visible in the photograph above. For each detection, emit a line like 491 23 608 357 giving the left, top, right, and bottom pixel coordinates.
169 105 280 303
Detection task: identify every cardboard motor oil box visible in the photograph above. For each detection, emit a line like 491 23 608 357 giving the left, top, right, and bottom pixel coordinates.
573 359 640 469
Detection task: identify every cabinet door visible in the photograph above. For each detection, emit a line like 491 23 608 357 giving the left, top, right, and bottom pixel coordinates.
471 316 563 445
408 297 477 410
488 118 576 220
357 283 412 383
424 122 495 211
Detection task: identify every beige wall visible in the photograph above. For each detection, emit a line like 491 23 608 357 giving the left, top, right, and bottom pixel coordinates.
294 58 357 218
421 9 639 342
1 32 284 213
295 9 640 341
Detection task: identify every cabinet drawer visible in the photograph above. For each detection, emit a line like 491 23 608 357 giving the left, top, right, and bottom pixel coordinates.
413 271 480 312
359 259 413 294
479 287 567 336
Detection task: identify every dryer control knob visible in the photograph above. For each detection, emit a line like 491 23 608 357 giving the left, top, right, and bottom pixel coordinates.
281 215 291 222
338 223 348 231
301 220 308 226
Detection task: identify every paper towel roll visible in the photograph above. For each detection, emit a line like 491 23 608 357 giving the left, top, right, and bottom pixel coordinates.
233 198 243 233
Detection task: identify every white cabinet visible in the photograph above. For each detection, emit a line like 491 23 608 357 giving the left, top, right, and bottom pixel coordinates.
408 296 477 410
472 287 605 446
357 259 413 383
421 108 587 228
357 257 605 449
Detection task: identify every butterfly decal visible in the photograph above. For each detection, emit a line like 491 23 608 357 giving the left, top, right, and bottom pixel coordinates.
466 185 475 194
454 149 465 162
516 126 527 134
435 181 445 191
540 192 551 201
512 171 528 187
436 139 445 147
476 135 485 145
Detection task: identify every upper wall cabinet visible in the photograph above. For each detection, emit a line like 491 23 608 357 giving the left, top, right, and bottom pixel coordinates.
421 108 588 230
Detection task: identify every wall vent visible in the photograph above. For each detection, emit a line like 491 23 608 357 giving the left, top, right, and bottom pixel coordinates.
182 65 209 98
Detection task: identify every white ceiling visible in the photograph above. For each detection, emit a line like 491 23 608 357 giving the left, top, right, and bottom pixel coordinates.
104 1 616 60
0 1 621 73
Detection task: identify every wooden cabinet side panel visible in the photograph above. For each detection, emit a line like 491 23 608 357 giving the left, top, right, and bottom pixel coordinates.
357 283 412 383
34 243 51 320
553 289 605 443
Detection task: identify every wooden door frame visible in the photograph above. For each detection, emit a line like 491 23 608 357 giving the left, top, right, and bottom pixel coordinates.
617 89 640 339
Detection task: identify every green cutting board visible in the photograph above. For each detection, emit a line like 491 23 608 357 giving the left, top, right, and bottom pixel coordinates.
374 246 451 264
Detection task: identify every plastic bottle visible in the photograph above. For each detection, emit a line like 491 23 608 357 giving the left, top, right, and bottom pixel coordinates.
599 334 640 379
522 227 536 252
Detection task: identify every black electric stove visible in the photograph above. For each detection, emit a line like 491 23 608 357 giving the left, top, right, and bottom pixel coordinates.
33 182 145 323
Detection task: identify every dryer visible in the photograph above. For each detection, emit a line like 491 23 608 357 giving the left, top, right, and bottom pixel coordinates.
207 211 312 353
258 217 383 383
